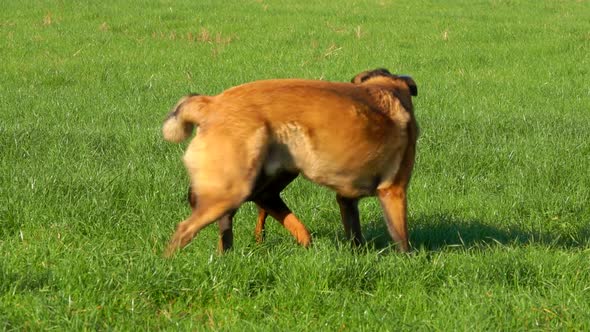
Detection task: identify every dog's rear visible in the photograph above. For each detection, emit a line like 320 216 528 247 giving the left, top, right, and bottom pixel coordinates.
162 94 211 143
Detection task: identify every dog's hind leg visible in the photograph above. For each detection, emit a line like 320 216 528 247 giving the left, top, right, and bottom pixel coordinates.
336 195 363 246
188 185 237 252
187 185 197 208
165 126 270 256
165 191 248 257
251 172 307 246
253 193 311 247
218 210 237 252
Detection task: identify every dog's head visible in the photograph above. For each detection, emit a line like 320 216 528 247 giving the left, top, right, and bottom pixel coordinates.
351 68 417 97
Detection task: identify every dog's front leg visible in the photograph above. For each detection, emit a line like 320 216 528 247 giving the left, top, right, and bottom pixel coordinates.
377 185 410 252
336 195 363 246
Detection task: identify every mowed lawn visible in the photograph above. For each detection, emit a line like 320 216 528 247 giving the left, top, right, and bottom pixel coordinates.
1 0 589 330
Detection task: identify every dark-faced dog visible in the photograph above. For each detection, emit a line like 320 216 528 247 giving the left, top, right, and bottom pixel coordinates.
163 69 418 256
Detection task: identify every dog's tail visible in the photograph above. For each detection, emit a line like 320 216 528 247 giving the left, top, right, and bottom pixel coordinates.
162 94 211 143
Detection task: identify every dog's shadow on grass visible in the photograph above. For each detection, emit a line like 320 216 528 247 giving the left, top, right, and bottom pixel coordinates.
325 213 590 251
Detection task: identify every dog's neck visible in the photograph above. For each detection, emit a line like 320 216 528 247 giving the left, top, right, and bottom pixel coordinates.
360 78 414 117
361 76 412 98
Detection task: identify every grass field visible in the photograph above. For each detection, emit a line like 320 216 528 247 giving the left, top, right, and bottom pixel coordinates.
2 0 590 330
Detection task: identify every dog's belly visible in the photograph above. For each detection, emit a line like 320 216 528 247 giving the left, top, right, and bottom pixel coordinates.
299 155 403 197
309 173 379 197
263 154 378 196
266 122 405 197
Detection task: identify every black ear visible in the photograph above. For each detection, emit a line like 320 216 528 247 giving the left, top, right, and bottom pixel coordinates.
351 68 392 84
398 75 417 96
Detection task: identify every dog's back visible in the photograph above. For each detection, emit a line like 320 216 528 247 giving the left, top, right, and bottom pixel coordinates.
202 79 416 197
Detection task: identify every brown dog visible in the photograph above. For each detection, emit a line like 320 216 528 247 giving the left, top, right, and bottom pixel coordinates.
163 68 418 256
185 71 382 251
184 72 387 252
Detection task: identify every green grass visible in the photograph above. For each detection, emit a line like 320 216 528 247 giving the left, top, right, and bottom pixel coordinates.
1 0 590 330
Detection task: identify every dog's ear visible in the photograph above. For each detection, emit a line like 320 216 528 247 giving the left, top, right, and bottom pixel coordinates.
397 75 417 96
351 68 392 84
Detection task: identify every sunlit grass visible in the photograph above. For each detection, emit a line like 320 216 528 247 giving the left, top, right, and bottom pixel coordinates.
1 0 589 329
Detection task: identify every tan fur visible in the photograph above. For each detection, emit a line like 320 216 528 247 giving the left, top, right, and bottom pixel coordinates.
163 69 418 256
